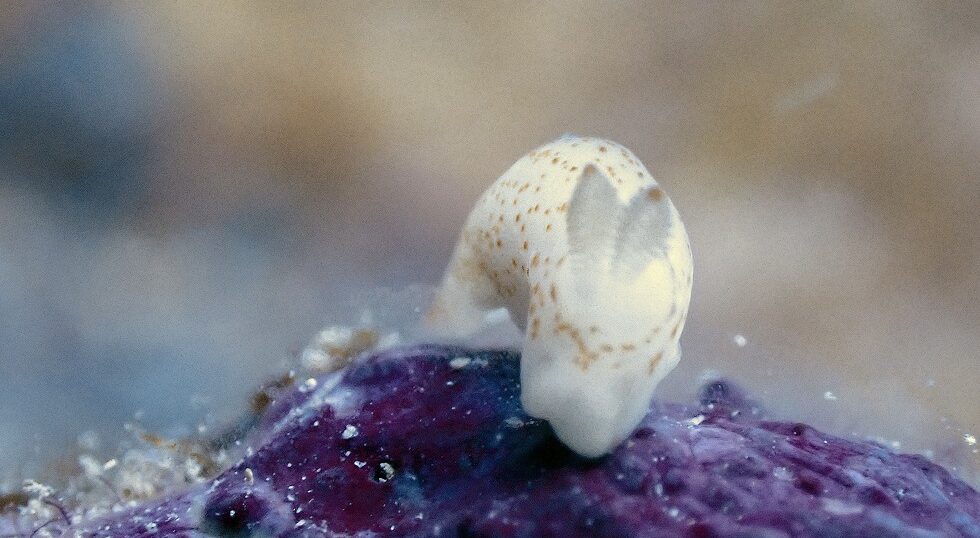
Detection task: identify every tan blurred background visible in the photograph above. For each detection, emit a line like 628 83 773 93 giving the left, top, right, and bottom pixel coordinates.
0 2 977 482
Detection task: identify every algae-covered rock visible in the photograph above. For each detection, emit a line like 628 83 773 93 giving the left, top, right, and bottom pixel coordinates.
48 345 980 537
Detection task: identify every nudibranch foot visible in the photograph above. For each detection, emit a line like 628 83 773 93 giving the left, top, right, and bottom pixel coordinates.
428 135 693 457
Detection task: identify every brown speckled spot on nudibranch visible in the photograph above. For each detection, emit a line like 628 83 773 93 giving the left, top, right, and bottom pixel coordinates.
647 352 663 375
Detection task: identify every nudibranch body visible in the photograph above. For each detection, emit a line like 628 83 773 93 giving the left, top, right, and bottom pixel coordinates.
427 135 693 457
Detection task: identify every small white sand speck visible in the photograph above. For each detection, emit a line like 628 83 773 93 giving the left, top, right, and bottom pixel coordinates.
965 433 977 446
354 460 366 468
688 414 705 426
733 334 747 347
823 391 837 401
378 462 395 481
342 425 359 439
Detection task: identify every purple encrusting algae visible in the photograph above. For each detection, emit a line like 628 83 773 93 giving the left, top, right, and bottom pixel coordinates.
50 345 980 536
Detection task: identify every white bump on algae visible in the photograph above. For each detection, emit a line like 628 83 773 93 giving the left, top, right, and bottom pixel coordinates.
822 498 863 516
449 356 472 369
427 135 693 457
271 370 360 435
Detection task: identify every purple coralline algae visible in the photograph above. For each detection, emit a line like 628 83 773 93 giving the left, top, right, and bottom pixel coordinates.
55 346 980 536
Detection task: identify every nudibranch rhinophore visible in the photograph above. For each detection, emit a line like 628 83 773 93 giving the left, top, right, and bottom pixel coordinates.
427 135 693 457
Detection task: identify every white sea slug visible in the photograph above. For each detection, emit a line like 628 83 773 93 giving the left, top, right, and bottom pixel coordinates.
427 135 693 457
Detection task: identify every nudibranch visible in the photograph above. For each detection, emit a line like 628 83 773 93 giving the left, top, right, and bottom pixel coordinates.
427 135 693 457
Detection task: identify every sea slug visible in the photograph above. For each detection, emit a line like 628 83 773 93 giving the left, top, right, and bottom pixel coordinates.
427 135 693 456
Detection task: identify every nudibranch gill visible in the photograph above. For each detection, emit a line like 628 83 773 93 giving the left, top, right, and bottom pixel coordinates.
427 135 693 457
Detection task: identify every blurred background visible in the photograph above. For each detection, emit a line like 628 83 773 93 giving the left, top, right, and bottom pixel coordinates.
0 3 977 483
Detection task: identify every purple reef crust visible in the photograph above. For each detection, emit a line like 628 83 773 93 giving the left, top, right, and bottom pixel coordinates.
68 346 979 537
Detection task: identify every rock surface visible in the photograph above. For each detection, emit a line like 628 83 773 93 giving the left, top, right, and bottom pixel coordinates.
56 346 980 536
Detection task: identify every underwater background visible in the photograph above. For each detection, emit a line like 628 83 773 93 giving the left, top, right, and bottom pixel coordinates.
0 3 977 483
